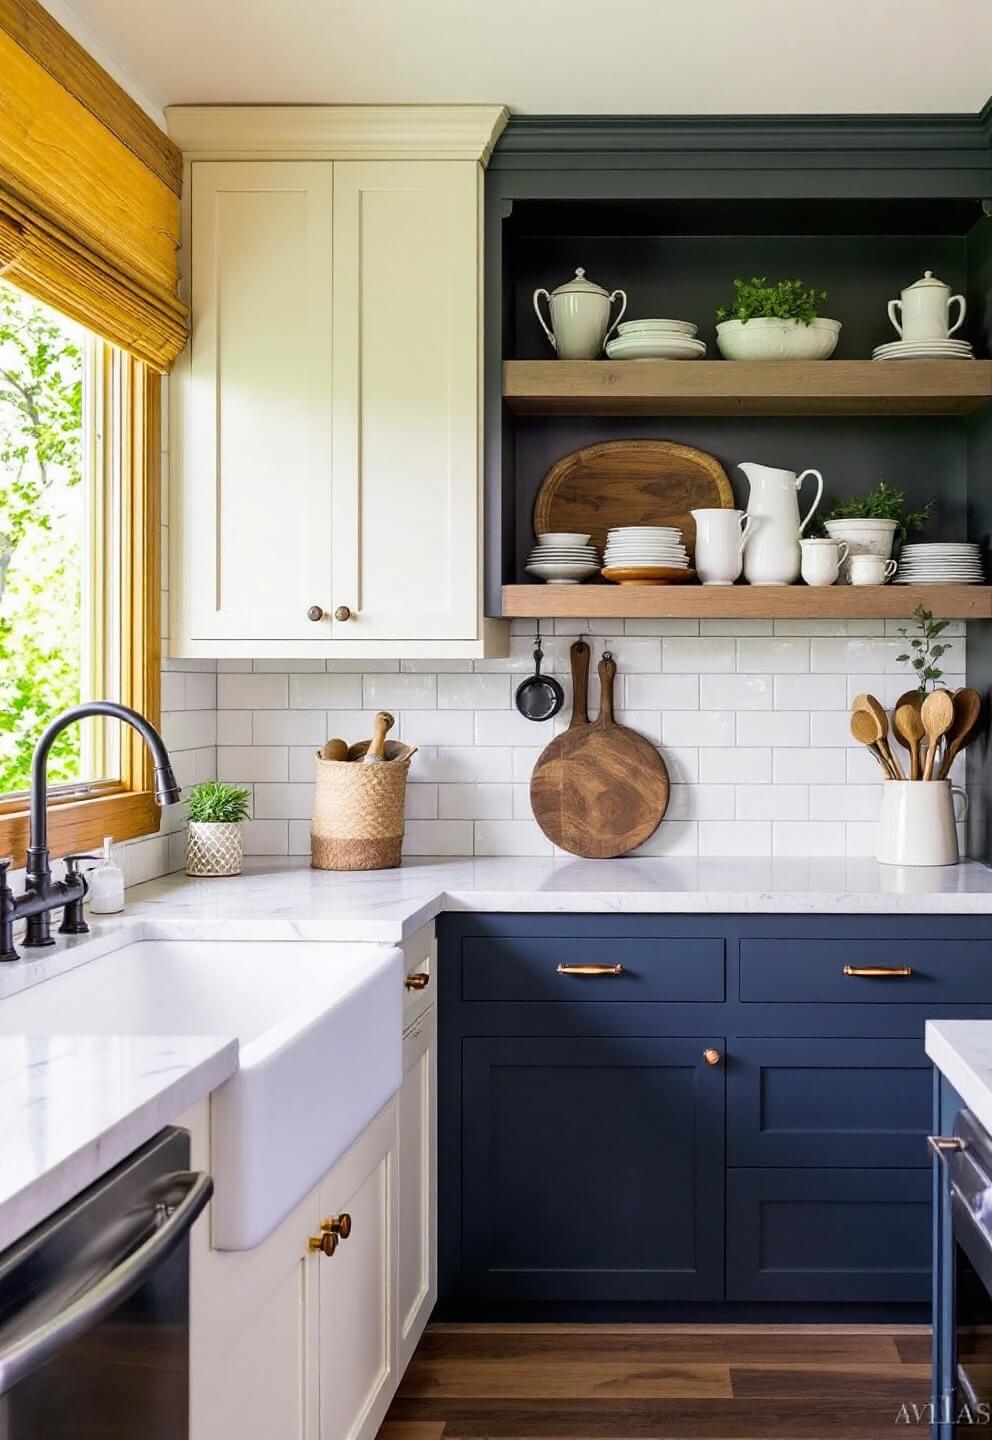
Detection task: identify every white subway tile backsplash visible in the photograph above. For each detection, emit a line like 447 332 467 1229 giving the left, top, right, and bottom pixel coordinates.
203 619 968 861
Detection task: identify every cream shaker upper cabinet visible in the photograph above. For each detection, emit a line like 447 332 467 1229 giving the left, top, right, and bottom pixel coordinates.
331 162 477 643
184 161 335 645
168 106 508 659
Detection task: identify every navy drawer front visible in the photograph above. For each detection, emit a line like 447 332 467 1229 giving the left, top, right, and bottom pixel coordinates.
740 937 992 1004
726 1168 931 1303
727 1037 931 1167
460 935 725 1003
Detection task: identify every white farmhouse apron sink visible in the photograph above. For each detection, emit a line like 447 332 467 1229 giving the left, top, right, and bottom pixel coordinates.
0 938 402 1249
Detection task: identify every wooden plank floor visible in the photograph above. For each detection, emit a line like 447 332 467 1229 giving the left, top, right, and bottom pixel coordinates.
379 1324 932 1439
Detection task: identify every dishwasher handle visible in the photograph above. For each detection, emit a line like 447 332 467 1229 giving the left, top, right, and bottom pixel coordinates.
0 1168 213 1396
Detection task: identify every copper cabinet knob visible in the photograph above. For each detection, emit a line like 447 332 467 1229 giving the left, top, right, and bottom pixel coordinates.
703 1048 721 1066
308 1230 338 1257
404 972 430 991
334 605 354 622
307 606 324 622
323 1213 352 1240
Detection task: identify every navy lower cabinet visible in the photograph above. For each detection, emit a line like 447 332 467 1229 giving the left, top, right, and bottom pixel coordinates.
437 913 992 1320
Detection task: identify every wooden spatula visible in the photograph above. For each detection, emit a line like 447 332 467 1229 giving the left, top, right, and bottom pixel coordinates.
892 703 926 781
938 687 982 780
921 689 955 781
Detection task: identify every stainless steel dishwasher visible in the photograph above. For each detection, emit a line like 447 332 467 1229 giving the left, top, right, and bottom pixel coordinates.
0 1126 212 1439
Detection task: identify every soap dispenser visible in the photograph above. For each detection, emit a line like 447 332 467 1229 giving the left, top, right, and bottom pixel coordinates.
88 836 125 914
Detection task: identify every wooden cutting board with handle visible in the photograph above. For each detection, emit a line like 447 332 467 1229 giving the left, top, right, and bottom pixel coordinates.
530 642 670 859
533 439 733 557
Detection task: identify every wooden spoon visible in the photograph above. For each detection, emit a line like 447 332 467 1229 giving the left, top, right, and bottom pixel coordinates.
363 711 395 764
892 703 926 781
921 689 955 781
938 687 982 781
850 708 896 779
860 693 905 780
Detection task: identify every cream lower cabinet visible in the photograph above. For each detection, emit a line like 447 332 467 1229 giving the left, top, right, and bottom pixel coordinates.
398 1003 438 1372
169 106 508 659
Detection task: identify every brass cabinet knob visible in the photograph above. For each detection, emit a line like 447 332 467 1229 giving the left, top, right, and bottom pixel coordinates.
307 605 324 622
404 972 430 991
334 605 354 622
308 1230 338 1257
703 1048 722 1066
323 1213 352 1240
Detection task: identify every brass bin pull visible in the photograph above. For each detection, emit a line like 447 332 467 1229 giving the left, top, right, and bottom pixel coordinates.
404 972 430 991
843 965 912 978
928 1135 967 1160
556 963 624 977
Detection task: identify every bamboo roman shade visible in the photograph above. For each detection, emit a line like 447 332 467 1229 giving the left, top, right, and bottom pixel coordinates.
0 0 187 370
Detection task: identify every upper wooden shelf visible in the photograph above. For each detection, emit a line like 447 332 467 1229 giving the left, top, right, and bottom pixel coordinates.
502 360 992 417
501 584 992 621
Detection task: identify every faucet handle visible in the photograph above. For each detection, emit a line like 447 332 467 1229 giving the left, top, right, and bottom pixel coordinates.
0 857 13 888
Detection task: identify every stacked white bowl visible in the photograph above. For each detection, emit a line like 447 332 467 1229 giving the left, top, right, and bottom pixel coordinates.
602 526 690 580
605 319 705 361
526 532 600 585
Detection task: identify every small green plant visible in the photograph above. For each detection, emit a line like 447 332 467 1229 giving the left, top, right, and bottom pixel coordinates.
186 781 251 825
896 604 953 697
819 481 933 541
715 276 827 327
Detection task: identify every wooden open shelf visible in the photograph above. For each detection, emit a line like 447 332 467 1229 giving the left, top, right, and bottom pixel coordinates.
503 360 992 417
502 584 992 620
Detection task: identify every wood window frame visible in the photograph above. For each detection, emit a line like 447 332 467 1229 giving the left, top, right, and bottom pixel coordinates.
0 356 161 866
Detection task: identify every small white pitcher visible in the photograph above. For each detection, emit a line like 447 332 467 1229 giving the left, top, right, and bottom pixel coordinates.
691 508 754 586
876 780 968 867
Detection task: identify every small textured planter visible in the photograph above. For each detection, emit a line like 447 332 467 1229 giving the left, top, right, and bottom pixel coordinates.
186 821 244 877
824 518 899 584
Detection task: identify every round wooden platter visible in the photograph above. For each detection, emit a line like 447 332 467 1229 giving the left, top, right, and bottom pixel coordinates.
530 642 670 859
533 438 734 557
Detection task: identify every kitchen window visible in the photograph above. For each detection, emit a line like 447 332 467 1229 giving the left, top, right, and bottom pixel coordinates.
0 277 161 865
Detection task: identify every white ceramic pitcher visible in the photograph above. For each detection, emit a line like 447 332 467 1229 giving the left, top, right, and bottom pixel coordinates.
740 462 824 586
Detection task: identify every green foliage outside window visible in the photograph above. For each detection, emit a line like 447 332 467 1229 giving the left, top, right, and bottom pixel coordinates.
0 281 84 794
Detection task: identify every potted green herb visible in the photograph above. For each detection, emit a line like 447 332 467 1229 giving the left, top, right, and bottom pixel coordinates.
820 481 933 582
715 276 840 360
185 781 251 877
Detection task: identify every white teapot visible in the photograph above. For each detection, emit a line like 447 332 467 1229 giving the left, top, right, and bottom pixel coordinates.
533 268 626 360
887 270 966 343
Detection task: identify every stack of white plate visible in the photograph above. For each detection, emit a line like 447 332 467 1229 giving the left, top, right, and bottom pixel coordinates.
606 319 706 361
873 338 974 361
895 542 985 584
525 532 600 585
602 526 693 584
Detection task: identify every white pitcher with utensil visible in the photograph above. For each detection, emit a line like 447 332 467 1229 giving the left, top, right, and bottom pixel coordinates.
691 508 754 585
877 781 968 866
887 270 966 342
740 462 824 585
533 268 627 360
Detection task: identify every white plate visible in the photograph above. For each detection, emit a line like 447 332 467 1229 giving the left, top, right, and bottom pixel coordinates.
617 318 698 337
606 338 706 361
608 528 683 538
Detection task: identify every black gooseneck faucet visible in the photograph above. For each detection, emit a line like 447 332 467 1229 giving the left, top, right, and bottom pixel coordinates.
0 702 182 961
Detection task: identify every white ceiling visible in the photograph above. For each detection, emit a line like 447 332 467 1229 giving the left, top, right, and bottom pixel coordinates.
50 0 992 119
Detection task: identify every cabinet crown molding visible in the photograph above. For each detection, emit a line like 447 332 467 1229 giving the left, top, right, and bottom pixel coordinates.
166 104 509 164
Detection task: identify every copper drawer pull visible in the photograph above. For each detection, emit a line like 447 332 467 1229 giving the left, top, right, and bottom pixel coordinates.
404 972 430 991
556 963 624 977
842 965 912 978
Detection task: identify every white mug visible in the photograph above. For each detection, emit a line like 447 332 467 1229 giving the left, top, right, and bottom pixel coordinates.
877 780 968 867
849 554 897 586
691 508 754 586
800 537 848 587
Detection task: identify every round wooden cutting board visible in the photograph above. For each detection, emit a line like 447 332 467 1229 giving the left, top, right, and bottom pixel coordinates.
532 439 733 556
530 644 670 859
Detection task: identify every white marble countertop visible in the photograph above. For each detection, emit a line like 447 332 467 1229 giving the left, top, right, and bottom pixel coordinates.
121 854 992 942
0 1032 237 1251
927 1020 992 1135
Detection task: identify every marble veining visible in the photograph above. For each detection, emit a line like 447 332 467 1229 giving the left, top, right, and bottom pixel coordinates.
0 1033 237 1251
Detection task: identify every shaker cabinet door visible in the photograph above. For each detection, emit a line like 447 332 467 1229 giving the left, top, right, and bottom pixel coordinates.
330 161 481 641
184 160 335 643
397 1008 438 1372
459 1035 725 1303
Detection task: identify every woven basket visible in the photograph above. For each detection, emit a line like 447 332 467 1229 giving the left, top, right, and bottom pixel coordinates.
311 739 417 871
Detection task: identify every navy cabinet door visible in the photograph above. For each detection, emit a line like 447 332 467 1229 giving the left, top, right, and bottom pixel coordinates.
727 1037 932 1167
460 1035 725 1302
726 1168 931 1303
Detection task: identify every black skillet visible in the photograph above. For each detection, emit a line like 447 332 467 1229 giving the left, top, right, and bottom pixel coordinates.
514 626 565 722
